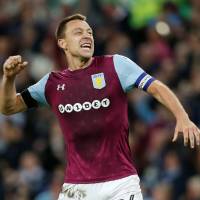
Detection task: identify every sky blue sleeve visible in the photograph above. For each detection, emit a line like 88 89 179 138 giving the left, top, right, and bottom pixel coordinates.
27 73 50 107
113 54 155 92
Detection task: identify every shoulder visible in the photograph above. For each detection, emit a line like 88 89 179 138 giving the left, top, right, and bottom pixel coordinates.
96 54 133 64
94 55 114 59
93 54 135 70
93 54 131 61
113 54 134 63
47 70 67 80
93 55 115 66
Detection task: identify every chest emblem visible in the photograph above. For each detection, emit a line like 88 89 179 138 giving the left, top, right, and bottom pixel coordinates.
91 73 106 89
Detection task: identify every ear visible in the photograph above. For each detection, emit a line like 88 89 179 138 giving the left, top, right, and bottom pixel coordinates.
57 39 68 50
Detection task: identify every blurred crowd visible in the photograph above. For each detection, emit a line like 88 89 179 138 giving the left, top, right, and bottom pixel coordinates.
0 0 200 200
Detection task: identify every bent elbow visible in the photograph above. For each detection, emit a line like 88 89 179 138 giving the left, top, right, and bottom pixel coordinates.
0 107 15 116
0 110 12 116
1 112 13 116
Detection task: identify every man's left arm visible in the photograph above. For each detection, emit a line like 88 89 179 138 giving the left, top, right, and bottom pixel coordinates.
112 54 200 148
147 80 200 148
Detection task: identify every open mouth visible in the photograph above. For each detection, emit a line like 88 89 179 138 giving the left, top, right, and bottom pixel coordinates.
80 43 92 50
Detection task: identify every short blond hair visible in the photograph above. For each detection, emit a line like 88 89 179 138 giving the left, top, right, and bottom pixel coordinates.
55 14 87 40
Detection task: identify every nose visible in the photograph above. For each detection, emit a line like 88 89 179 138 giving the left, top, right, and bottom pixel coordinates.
83 31 93 39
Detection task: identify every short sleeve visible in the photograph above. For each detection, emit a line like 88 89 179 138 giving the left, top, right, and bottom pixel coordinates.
113 54 155 92
21 73 50 107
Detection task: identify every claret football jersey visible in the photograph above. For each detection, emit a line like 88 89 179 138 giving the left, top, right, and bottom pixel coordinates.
21 54 155 183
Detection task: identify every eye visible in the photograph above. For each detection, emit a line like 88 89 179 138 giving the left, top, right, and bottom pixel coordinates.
74 31 82 35
88 30 93 35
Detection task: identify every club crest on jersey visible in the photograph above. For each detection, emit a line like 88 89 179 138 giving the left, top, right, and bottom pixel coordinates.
91 73 106 89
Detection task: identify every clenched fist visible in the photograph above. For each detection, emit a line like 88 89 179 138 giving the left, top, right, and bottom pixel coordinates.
3 55 28 78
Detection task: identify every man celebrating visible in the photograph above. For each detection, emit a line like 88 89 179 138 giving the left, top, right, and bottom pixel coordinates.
0 14 199 200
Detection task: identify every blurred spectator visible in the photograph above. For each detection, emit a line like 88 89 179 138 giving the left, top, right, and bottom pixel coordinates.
183 175 200 200
2 167 29 200
34 166 64 200
19 151 47 198
0 119 29 168
0 35 12 70
151 182 173 200
105 31 133 58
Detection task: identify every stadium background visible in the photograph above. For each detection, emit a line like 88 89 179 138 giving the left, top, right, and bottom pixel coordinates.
0 0 200 199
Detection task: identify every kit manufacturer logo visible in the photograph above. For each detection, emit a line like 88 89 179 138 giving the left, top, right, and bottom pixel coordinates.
57 84 65 91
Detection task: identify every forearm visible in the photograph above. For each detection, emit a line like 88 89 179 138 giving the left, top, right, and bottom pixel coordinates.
0 55 28 115
148 80 188 120
0 76 17 114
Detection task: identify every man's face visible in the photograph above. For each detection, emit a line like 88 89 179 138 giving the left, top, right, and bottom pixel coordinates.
62 20 94 59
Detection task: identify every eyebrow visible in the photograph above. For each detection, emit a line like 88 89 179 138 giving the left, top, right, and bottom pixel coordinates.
72 28 93 32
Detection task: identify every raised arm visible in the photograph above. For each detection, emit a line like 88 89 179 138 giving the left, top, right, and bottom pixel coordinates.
0 55 28 115
147 80 200 148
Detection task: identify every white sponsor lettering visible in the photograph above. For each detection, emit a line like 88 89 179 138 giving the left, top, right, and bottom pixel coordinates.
58 98 110 113
73 103 82 112
92 100 101 109
65 104 73 113
58 104 65 113
101 98 110 107
83 102 92 111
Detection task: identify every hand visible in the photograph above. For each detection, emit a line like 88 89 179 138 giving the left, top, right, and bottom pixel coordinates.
172 116 200 148
3 55 28 78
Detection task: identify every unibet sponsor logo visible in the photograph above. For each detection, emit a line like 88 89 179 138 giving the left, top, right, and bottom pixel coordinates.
58 98 110 113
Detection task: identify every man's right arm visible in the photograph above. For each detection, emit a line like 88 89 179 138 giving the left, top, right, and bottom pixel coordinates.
0 55 28 115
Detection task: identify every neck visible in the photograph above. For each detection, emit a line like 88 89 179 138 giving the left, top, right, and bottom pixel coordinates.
66 54 93 71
